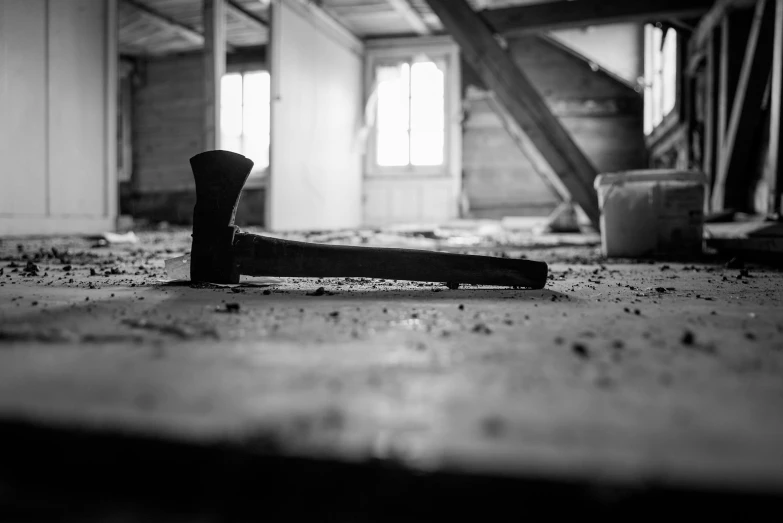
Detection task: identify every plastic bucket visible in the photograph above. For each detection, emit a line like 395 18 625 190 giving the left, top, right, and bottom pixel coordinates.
594 170 707 258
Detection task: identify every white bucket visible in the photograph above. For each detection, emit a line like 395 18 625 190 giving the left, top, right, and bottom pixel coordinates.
594 170 707 258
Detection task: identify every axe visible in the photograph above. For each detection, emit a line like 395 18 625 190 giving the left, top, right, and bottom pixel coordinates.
189 150 548 288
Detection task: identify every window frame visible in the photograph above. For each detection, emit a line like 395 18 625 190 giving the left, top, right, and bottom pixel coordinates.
364 37 461 179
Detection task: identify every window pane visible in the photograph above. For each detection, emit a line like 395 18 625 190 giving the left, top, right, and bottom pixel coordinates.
661 29 677 118
376 63 410 131
221 104 243 138
411 61 444 105
220 133 242 156
410 129 443 166
377 130 409 167
221 73 242 106
221 73 243 139
243 71 270 105
410 61 445 166
243 135 269 169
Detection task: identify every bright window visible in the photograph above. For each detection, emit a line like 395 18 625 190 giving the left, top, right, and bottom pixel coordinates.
370 56 447 172
644 25 678 135
221 70 270 173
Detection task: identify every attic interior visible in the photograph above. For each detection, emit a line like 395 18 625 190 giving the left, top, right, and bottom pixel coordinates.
1 0 783 519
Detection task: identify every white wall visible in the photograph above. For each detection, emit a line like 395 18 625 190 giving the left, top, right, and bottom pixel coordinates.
551 23 644 86
0 0 117 236
268 0 364 231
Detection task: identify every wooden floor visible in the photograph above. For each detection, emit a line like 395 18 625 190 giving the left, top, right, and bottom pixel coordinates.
1 231 782 517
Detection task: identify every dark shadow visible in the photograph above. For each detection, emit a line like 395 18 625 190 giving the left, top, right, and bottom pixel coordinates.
0 417 780 521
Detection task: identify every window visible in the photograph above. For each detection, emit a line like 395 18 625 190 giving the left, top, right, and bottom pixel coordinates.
644 25 678 135
367 48 452 175
221 70 270 173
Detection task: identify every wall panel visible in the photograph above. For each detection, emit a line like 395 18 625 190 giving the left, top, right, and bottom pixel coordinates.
0 0 116 235
0 0 48 217
269 0 364 231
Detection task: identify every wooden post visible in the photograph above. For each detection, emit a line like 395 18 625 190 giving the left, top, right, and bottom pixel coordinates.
703 31 721 205
712 0 776 211
716 9 753 184
423 0 600 227
769 0 783 215
203 0 226 151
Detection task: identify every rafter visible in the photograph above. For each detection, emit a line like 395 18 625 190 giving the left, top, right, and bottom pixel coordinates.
227 0 268 30
123 0 204 46
385 0 431 35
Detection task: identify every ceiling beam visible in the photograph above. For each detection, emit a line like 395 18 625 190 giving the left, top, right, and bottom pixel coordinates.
482 0 716 36
423 0 600 227
123 0 204 46
385 0 431 35
227 0 268 29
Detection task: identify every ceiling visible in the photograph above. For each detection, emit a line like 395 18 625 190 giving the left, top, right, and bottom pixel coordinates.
120 0 270 56
119 0 556 56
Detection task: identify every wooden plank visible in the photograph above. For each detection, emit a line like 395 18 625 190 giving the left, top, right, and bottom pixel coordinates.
424 0 600 227
768 0 783 215
226 0 268 29
712 0 776 211
483 0 715 36
703 31 721 202
123 0 204 46
384 0 430 35
203 0 226 151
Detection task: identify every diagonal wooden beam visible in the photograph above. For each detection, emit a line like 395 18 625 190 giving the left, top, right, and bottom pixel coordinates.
712 0 776 211
123 0 204 46
424 0 600 227
483 0 715 36
227 0 268 29
384 0 430 35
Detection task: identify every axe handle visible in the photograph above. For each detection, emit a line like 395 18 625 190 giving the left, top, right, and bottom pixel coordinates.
233 233 548 289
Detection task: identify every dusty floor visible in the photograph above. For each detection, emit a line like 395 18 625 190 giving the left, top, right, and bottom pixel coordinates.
1 227 782 515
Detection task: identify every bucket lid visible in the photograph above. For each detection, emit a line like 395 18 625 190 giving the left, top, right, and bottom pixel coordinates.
594 169 707 188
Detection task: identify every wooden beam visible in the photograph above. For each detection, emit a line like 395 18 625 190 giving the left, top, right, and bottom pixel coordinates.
123 0 204 46
691 0 758 51
226 0 268 29
203 0 227 151
717 10 754 184
483 0 715 36
424 0 600 227
768 0 783 215
385 0 430 35
703 31 721 202
712 0 776 211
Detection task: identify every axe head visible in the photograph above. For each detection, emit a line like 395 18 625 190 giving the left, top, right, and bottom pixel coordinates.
190 150 254 283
